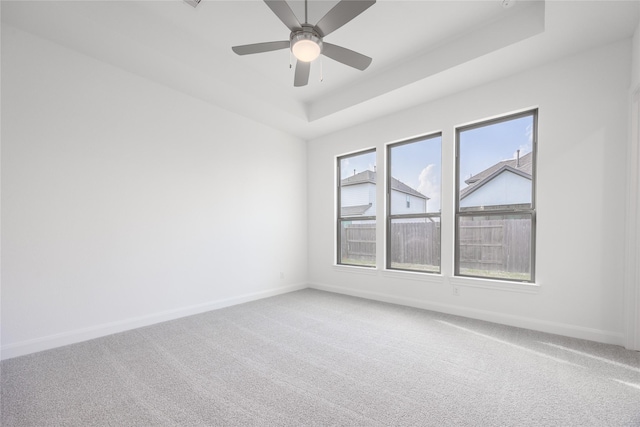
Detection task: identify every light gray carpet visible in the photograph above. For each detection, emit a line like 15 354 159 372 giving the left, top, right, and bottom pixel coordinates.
2 289 640 426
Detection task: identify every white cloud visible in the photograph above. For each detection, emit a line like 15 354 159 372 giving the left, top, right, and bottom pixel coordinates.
340 158 350 179
417 164 441 212
513 124 534 158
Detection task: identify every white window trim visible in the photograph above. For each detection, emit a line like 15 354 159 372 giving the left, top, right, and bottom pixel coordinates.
333 264 379 276
454 109 537 283
449 276 540 294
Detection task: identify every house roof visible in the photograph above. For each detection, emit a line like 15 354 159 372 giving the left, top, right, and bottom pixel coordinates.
340 204 373 217
341 170 428 200
460 151 533 200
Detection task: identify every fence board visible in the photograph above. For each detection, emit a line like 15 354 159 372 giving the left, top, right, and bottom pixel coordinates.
459 218 530 274
341 218 530 274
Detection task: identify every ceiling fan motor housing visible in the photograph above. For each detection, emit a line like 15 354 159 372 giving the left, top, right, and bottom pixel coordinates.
290 25 323 62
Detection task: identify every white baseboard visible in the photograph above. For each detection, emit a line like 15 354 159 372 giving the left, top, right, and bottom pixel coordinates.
4 281 625 360
309 282 625 346
1 283 307 360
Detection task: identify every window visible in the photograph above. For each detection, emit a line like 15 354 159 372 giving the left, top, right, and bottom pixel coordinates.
455 110 537 282
337 149 377 267
387 134 442 273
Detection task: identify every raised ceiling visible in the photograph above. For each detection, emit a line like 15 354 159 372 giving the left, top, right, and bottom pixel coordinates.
2 1 639 139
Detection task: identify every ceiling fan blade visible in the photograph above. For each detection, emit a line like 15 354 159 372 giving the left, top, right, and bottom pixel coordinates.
322 43 372 70
232 41 290 56
264 0 302 32
315 0 375 37
294 61 311 87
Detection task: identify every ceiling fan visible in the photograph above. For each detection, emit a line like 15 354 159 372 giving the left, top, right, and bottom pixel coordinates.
232 0 375 87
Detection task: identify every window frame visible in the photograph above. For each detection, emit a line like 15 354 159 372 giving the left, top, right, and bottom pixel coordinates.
336 148 377 268
454 109 538 283
386 133 442 274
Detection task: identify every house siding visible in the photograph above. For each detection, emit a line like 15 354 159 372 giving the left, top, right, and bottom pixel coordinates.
391 191 428 214
460 171 531 208
341 182 376 216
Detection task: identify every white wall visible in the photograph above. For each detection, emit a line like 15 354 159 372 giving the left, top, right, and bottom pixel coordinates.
1 26 308 359
308 39 631 345
632 23 640 90
625 22 640 350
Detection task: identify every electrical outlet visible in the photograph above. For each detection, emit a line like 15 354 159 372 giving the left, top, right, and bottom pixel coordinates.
453 286 460 296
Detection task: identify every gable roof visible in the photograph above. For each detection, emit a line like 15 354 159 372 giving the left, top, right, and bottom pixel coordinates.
460 151 533 200
341 170 377 186
340 204 373 217
341 170 428 200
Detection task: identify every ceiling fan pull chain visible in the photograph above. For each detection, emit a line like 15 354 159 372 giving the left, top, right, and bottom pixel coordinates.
289 51 292 69
320 57 324 83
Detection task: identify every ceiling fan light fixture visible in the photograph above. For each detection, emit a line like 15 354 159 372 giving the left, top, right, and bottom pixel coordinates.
231 0 376 86
291 31 322 62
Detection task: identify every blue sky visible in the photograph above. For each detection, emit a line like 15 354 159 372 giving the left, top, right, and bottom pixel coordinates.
390 136 441 213
340 113 534 213
459 115 533 185
339 150 376 180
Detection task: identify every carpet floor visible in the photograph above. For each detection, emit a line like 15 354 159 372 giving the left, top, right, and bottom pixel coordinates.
2 289 639 426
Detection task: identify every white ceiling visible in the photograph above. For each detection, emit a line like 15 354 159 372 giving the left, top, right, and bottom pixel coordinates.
2 0 639 140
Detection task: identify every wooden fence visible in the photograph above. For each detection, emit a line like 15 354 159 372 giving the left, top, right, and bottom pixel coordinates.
341 218 531 274
389 221 440 268
458 218 531 274
340 222 440 267
340 223 376 265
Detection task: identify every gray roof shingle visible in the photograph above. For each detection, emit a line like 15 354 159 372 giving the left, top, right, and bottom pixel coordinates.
340 204 373 216
341 170 428 200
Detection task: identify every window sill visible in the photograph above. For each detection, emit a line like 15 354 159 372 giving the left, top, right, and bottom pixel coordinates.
449 276 540 294
333 264 379 276
381 269 443 284
330 265 540 294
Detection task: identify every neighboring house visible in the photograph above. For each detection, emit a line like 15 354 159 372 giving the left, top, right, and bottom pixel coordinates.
341 170 428 216
460 151 532 210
